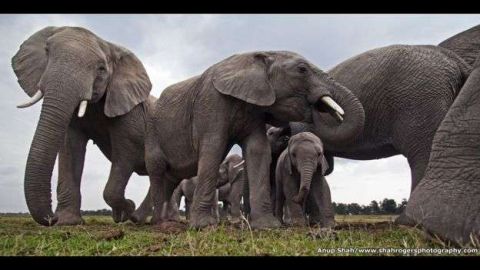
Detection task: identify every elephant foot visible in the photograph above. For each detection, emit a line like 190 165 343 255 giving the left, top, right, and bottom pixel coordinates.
309 216 336 228
250 214 282 230
189 211 218 229
130 207 152 225
394 212 417 227
55 210 85 226
112 199 136 223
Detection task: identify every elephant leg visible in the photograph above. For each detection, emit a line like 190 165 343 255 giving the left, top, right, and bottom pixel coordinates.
241 128 281 229
228 181 243 224
307 175 335 228
189 141 226 229
393 101 451 226
103 163 136 223
131 187 153 224
283 176 306 227
55 127 88 226
166 184 183 222
185 199 191 221
150 173 177 225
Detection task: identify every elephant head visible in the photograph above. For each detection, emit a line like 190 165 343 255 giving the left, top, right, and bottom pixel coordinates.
284 132 329 204
218 154 244 187
267 125 291 156
211 51 365 147
12 26 152 226
405 54 480 246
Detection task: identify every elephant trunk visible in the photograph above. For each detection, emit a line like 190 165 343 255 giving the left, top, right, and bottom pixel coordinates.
292 160 315 204
312 78 365 148
24 78 83 226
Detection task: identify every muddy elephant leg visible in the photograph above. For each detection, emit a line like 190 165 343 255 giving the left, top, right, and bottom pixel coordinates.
103 162 136 223
241 128 281 229
307 175 335 228
189 139 226 229
55 127 88 226
185 199 191 220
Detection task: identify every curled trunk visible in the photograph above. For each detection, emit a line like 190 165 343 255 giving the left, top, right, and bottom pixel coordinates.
312 80 365 148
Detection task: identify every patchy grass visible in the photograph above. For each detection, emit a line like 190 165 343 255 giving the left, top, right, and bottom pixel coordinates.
0 215 477 256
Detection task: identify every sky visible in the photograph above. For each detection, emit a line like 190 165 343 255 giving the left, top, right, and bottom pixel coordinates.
1 14 479 212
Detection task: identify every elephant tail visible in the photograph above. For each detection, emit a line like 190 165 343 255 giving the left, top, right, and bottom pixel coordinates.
438 24 480 67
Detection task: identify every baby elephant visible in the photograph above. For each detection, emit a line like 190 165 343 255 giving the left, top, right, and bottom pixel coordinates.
275 132 335 227
169 155 245 223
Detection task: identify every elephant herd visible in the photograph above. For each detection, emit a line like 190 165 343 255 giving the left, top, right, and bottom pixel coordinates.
11 24 480 246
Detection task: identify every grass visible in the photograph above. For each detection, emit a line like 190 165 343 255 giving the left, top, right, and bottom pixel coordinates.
0 215 478 256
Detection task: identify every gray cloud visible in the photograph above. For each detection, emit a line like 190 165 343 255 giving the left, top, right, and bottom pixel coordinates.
1 14 479 212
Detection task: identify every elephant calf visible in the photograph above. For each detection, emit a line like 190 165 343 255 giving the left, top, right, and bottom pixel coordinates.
275 132 334 227
168 154 246 223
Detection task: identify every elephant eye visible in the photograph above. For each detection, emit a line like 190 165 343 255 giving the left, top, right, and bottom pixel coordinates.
297 65 308 74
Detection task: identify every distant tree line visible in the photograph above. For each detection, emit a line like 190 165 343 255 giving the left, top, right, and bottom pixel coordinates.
1 199 407 216
332 198 407 215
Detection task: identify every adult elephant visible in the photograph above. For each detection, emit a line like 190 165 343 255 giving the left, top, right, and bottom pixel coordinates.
405 35 480 246
272 26 480 199
12 26 154 226
145 51 365 229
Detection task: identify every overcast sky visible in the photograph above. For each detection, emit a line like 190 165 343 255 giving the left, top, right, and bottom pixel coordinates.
1 14 479 212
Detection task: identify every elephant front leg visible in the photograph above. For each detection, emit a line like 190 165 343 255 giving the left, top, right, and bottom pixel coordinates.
242 128 281 229
55 127 88 226
283 175 307 227
103 163 136 223
189 137 226 229
307 175 335 228
131 187 153 224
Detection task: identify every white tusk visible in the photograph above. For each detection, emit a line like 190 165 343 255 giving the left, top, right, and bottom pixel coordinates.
17 90 44 108
321 96 344 115
335 111 344 122
232 160 245 169
77 100 88 118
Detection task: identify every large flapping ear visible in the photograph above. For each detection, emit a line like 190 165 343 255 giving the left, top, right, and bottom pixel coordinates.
12 26 61 97
212 52 275 106
105 44 152 117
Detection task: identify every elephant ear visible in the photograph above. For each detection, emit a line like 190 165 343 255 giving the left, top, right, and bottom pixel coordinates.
284 150 293 176
319 155 329 176
212 52 275 106
105 44 152 117
11 26 60 97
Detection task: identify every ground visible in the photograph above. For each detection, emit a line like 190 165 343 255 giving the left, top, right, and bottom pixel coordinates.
0 215 478 256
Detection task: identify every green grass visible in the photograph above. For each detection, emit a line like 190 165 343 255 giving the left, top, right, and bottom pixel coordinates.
0 215 477 256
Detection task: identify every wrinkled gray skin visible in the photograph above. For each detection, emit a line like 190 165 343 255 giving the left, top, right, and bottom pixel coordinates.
168 155 245 223
269 25 480 243
12 26 154 226
145 51 365 229
275 132 334 227
405 26 480 246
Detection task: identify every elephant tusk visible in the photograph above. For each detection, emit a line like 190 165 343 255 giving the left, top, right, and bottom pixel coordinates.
321 96 345 116
232 160 245 169
16 90 43 108
334 111 344 122
77 100 88 118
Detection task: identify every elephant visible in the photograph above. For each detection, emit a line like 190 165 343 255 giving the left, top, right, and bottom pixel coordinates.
168 154 246 223
268 26 480 226
275 132 334 228
404 36 480 246
12 26 155 226
145 50 365 229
